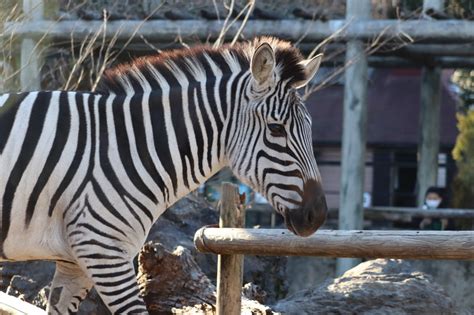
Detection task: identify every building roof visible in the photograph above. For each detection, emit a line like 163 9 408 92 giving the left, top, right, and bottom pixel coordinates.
307 69 459 148
57 1 472 21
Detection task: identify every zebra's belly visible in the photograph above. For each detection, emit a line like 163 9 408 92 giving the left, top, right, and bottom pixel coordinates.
1 210 72 261
0 182 76 261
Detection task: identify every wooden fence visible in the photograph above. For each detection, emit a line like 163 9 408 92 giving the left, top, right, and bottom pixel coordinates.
249 204 474 218
195 228 474 260
247 204 474 228
199 183 474 315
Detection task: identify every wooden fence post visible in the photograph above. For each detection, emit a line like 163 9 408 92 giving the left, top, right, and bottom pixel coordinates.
21 0 44 91
417 66 442 206
216 183 245 315
337 0 371 275
416 0 444 206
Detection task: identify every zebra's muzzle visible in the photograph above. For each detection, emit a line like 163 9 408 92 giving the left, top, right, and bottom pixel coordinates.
284 179 327 237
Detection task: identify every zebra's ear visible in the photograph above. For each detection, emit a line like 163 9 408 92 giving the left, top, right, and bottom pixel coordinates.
293 54 323 89
251 43 275 85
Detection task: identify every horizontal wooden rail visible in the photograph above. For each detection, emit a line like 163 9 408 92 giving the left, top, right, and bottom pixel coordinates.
249 205 474 219
361 56 474 68
3 19 474 43
365 207 474 219
194 228 474 260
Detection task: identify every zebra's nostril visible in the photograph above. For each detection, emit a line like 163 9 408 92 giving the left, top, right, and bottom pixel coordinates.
306 208 314 223
285 180 328 236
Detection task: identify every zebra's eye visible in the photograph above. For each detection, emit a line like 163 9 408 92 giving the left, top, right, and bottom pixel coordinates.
267 123 286 137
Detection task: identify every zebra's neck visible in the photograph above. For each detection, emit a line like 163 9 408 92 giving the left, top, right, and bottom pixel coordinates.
103 69 250 219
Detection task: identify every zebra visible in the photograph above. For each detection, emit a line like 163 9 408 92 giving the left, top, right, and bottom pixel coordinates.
0 37 328 314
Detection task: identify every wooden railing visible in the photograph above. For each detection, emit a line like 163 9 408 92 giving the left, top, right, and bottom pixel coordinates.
195 228 474 260
201 184 474 315
247 204 474 227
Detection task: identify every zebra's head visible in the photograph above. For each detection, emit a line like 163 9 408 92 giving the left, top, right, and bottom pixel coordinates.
227 38 327 237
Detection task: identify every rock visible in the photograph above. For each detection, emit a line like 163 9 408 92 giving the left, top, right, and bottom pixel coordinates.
285 256 335 294
243 255 287 304
285 257 474 313
0 260 54 308
0 291 46 314
242 282 267 304
0 260 108 315
273 259 456 315
407 260 474 314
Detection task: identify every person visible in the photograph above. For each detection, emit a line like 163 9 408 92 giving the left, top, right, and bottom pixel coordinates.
419 186 449 230
363 192 372 208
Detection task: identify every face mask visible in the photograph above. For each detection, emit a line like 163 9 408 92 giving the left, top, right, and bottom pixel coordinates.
425 199 441 209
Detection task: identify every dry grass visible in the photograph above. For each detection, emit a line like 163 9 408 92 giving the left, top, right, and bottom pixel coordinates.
0 0 438 94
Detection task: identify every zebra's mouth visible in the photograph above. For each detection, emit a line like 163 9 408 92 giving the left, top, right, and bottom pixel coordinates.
282 180 328 237
284 207 325 237
283 208 297 235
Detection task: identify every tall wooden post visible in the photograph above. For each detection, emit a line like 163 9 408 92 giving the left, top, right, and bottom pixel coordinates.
21 0 44 91
417 0 443 206
216 183 245 315
417 67 442 205
337 0 371 275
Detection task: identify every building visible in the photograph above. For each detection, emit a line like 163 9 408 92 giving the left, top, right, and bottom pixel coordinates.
307 68 459 209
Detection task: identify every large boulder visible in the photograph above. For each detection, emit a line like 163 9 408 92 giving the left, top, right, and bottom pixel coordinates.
407 260 474 314
273 259 456 315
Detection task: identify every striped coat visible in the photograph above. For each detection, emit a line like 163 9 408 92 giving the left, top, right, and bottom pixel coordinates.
0 37 327 314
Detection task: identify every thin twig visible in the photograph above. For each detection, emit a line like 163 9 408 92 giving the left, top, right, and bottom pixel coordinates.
230 0 256 46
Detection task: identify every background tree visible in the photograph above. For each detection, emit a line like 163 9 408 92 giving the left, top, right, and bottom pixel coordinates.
451 69 474 208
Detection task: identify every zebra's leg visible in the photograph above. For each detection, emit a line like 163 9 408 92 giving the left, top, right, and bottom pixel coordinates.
46 261 93 315
77 256 148 314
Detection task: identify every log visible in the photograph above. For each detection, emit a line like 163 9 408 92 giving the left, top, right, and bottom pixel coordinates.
137 242 216 314
126 42 474 58
311 55 474 68
194 228 474 260
4 19 474 43
137 242 273 314
397 44 474 56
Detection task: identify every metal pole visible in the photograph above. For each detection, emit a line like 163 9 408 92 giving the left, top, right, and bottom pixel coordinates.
337 0 371 275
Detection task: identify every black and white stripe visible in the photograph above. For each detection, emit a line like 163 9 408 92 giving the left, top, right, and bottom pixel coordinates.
0 37 327 314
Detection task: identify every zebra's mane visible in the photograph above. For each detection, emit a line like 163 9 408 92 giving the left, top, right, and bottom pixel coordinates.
97 37 307 95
